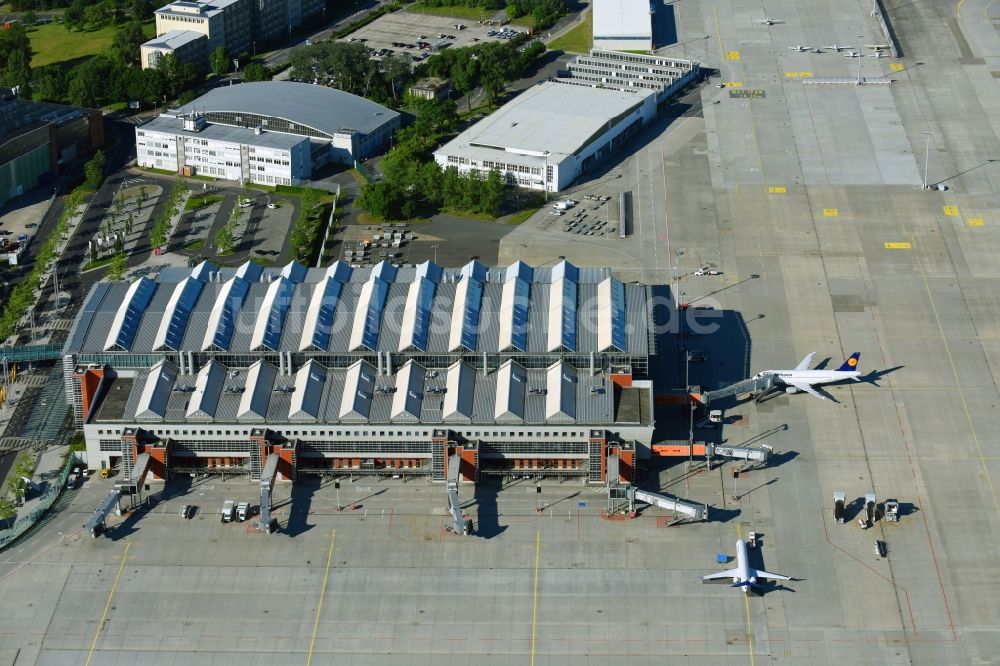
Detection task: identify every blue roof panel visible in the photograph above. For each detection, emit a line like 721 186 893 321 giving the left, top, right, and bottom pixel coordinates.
510 277 530 352
212 278 250 350
461 278 483 352
164 278 204 351
560 278 578 351
262 278 296 351
410 278 436 351
310 278 343 351
362 278 390 351
610 278 627 351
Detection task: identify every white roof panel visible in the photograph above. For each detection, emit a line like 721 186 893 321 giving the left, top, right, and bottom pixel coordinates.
442 361 476 422
186 359 226 419
434 81 647 163
135 360 177 420
339 359 376 421
391 360 425 422
545 361 577 421
289 360 327 420
494 359 527 422
153 277 204 352
250 276 295 351
104 277 157 351
593 0 653 40
397 278 436 352
238 359 276 420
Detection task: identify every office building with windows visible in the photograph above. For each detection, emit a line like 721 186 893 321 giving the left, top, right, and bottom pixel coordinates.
135 82 401 184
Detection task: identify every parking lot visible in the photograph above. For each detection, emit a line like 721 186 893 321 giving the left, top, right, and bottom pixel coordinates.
342 9 529 63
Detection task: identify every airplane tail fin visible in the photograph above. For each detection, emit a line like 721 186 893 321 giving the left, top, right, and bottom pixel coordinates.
837 353 860 372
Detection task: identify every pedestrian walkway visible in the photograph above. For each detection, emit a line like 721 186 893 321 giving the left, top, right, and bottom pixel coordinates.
0 443 74 550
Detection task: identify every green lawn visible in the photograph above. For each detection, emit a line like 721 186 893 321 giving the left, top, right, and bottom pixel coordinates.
184 194 224 211
405 3 493 21
547 8 591 53
185 239 205 251
504 206 540 225
28 20 155 68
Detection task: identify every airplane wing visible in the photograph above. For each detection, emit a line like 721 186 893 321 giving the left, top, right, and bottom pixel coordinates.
702 568 739 581
794 352 815 371
789 382 825 399
751 568 791 581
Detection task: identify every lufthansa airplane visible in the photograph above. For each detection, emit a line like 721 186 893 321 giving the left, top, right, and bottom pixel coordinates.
751 352 862 399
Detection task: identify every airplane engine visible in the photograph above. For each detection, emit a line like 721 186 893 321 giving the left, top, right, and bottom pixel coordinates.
733 577 740 585
750 576 757 584
785 387 799 394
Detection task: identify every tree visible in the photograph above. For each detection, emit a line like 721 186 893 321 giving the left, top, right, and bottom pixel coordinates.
125 211 134 235
112 21 148 68
209 46 229 77
107 251 127 281
63 0 86 31
0 497 16 522
3 48 32 99
83 1 113 30
32 65 65 102
480 168 506 216
68 56 112 107
357 182 400 220
113 191 125 221
215 208 238 254
22 11 37 25
242 62 270 82
380 54 411 102
84 150 106 190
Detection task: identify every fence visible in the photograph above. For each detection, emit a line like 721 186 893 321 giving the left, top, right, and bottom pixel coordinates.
0 452 74 550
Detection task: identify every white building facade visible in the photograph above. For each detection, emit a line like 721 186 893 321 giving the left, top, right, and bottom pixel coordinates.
592 0 654 52
433 81 656 193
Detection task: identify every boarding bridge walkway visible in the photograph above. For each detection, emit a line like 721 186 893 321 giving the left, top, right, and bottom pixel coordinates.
630 488 707 522
84 453 152 538
709 443 772 464
0 344 64 364
446 454 465 534
258 453 279 533
83 489 121 537
697 375 775 406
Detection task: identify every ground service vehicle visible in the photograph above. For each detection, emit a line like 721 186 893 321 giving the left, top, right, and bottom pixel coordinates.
221 500 235 523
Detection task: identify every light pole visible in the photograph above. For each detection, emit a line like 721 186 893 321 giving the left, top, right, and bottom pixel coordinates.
922 131 932 189
855 34 864 85
431 244 439 264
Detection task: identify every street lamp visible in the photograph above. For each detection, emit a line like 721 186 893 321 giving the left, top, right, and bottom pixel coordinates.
855 34 865 85
431 244 439 264
921 131 932 189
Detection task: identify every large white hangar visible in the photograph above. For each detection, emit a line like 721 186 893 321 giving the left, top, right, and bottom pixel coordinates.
64 259 654 485
136 82 401 184
593 0 654 52
433 80 656 193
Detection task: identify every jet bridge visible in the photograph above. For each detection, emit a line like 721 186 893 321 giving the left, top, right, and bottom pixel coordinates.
709 443 772 464
83 489 122 538
445 454 473 535
629 488 707 523
84 453 152 539
258 453 280 534
697 375 775 406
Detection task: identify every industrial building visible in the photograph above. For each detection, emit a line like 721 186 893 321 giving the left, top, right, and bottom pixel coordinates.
64 259 654 485
592 0 654 52
135 82 401 183
0 96 104 207
141 0 322 69
565 49 700 104
433 80 657 193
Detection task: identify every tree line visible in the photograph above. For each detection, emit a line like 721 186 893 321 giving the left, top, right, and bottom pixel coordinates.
418 0 566 29
356 96 506 220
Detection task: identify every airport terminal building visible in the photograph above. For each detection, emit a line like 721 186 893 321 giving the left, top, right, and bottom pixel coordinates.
136 82 401 184
64 260 653 485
